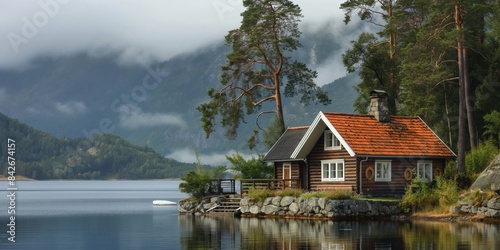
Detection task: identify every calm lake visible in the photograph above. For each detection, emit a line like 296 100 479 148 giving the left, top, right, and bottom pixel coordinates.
0 180 499 249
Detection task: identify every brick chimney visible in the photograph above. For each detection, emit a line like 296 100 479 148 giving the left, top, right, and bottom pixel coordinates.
369 90 390 122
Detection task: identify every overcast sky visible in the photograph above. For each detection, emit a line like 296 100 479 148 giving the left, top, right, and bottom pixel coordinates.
1 0 348 70
1 1 357 166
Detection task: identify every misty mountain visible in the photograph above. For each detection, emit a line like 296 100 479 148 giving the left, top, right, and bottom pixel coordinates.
0 22 361 164
0 112 200 179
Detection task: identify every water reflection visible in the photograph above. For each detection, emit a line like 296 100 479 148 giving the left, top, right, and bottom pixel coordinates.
179 215 500 249
179 215 240 249
401 221 500 250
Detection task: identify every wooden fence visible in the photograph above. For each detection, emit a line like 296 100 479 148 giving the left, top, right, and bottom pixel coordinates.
208 179 236 194
239 179 301 194
208 179 301 195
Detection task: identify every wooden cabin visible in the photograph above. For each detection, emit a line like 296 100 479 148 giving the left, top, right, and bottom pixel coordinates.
263 90 456 196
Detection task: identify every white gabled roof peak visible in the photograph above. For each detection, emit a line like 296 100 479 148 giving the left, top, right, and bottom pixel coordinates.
290 112 356 159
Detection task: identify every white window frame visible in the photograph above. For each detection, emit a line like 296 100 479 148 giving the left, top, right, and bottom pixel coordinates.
324 130 341 150
321 159 345 181
417 160 433 182
375 160 392 182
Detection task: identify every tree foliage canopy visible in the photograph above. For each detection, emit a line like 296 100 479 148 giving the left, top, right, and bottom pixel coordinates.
341 0 500 172
198 0 330 149
226 153 274 179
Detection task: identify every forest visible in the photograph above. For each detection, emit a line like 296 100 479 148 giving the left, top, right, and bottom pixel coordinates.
340 0 500 172
0 113 199 179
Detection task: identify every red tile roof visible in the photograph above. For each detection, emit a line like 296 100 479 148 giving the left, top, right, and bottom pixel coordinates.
323 112 455 157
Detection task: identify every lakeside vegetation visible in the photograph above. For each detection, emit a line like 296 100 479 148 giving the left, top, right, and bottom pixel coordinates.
179 141 500 216
258 137 499 215
0 112 200 180
247 188 355 203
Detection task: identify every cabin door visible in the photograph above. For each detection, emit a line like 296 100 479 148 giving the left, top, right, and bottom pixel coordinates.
283 163 291 187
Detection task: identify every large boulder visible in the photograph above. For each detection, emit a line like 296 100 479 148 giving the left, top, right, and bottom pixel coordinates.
280 196 294 207
470 154 500 194
249 205 260 214
261 205 279 215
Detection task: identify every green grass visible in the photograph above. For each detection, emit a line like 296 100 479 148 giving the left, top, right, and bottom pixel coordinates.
248 188 275 202
247 188 355 201
300 189 354 200
357 197 401 202
275 188 302 197
462 190 498 207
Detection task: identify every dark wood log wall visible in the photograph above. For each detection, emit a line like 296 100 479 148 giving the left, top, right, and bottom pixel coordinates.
274 162 300 180
305 131 448 195
358 158 446 195
306 132 357 191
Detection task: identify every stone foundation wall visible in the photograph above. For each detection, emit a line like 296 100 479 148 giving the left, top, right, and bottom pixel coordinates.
239 196 402 219
178 195 229 215
450 197 500 217
178 195 403 219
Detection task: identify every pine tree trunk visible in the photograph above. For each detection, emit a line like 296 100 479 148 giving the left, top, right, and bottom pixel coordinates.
463 47 478 148
456 3 466 173
274 73 285 135
388 0 398 115
457 46 467 173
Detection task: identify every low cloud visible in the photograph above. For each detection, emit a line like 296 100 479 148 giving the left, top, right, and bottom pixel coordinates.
314 56 349 86
118 104 186 129
25 106 39 114
166 148 256 166
1 1 348 70
55 101 87 115
304 18 374 86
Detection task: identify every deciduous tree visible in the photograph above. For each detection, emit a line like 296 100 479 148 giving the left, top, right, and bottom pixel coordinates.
226 153 274 179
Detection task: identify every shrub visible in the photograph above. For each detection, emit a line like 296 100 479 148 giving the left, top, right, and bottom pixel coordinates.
248 188 274 202
401 179 439 212
179 152 226 199
442 160 458 180
483 110 500 146
462 190 498 207
401 177 460 213
179 169 211 199
436 177 460 209
226 153 274 179
465 141 499 175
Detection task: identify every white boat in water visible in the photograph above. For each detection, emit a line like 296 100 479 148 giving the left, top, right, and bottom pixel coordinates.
152 200 176 206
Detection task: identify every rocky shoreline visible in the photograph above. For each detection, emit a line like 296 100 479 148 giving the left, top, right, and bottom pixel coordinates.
238 196 402 219
450 197 500 220
178 195 403 220
178 195 500 222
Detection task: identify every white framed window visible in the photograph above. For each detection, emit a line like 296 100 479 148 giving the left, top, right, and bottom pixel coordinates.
417 161 433 182
324 130 341 150
321 159 344 181
375 160 391 181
